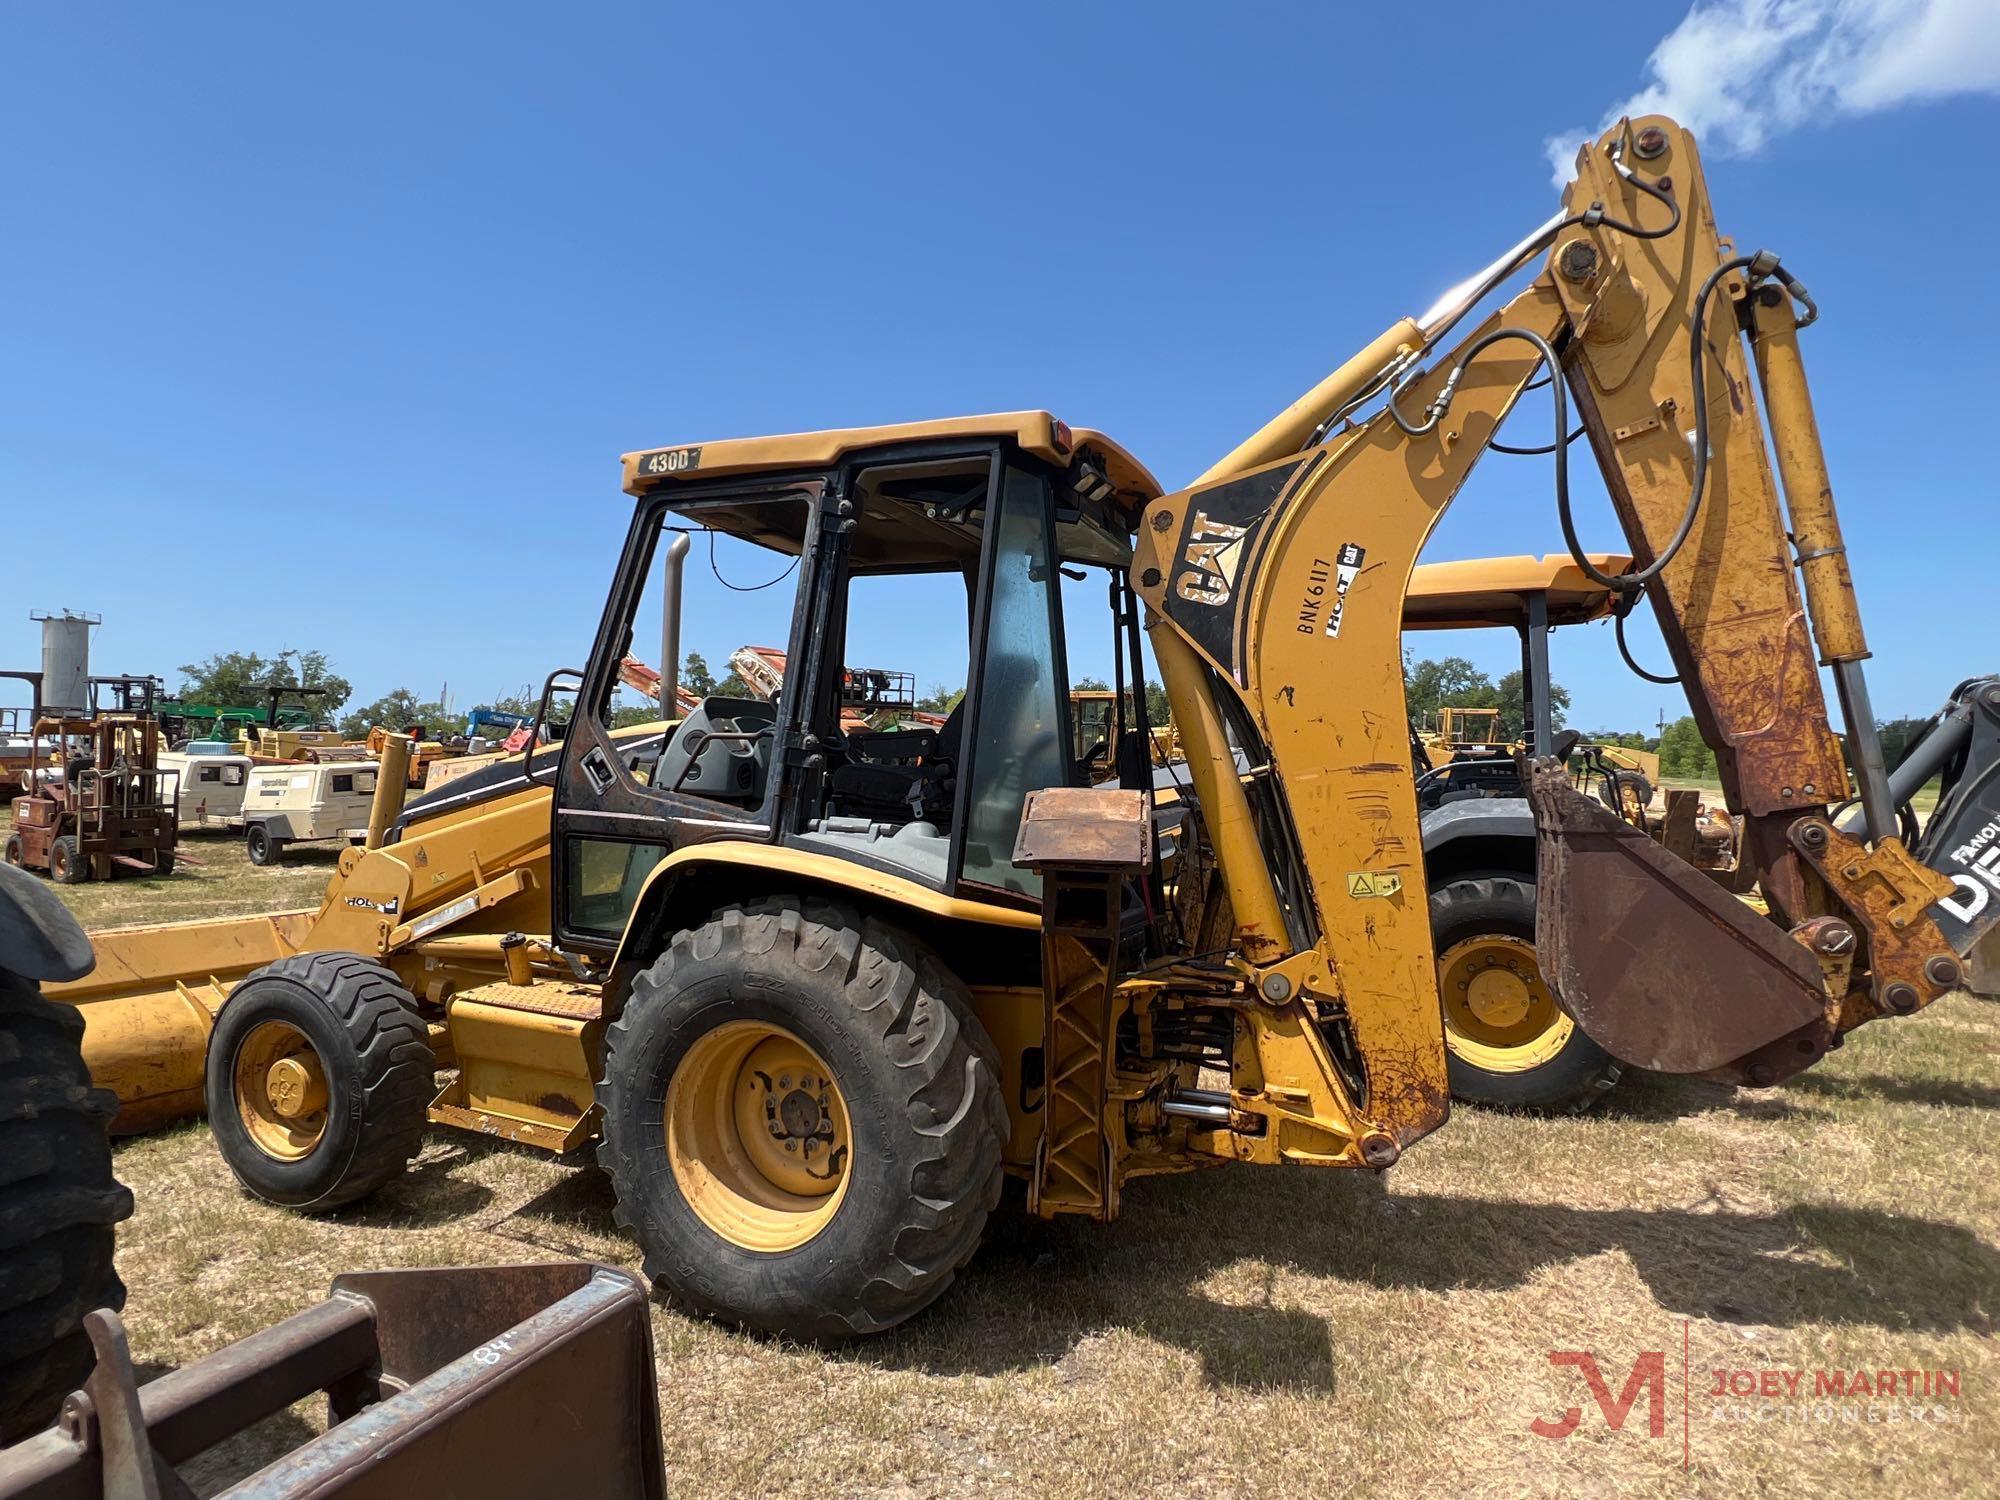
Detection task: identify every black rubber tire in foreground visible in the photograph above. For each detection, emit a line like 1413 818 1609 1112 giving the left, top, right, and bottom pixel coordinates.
597 898 1007 1340
1432 875 1623 1114
205 953 433 1210
0 971 133 1443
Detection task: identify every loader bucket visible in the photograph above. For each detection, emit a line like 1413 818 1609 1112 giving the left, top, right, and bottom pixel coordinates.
41 911 312 1133
1522 758 1830 1084
0 1262 663 1499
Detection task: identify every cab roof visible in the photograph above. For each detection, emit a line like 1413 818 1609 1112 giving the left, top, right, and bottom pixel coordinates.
621 411 1161 519
1403 553 1635 630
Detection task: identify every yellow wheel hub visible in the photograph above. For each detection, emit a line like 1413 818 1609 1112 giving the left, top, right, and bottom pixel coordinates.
232 1020 330 1161
1438 934 1574 1073
666 1022 852 1253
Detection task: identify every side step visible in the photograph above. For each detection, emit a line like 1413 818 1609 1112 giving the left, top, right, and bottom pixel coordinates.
1523 758 1830 1084
428 980 604 1152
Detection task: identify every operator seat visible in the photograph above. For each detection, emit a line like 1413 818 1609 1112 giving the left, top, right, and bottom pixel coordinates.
828 701 965 824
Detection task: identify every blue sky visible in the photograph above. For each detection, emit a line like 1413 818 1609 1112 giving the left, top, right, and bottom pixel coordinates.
2 3 1993 735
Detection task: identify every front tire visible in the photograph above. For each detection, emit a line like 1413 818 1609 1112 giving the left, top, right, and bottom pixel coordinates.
205 953 433 1209
1432 875 1621 1113
0 971 133 1442
49 836 85 886
596 898 1006 1339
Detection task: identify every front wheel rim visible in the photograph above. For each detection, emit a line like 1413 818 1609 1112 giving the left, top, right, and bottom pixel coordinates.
1438 933 1575 1073
665 1022 852 1252
232 1019 331 1160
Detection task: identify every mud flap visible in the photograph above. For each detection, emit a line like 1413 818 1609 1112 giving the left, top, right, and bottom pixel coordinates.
1523 758 1830 1083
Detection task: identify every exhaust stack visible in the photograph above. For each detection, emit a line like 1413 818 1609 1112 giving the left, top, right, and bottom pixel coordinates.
658 531 690 718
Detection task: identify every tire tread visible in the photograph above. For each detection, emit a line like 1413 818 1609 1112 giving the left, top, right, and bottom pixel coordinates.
597 896 1005 1339
0 972 131 1441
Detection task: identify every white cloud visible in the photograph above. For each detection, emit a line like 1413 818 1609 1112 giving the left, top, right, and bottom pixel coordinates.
1546 0 2000 183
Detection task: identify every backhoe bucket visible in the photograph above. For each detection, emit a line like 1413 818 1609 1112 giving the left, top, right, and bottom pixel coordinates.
1522 758 1830 1083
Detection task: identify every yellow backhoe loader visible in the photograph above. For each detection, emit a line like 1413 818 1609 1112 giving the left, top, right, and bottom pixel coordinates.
44 116 2000 1339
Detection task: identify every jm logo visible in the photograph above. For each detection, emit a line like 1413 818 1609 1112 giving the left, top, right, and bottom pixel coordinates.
1530 1351 1667 1440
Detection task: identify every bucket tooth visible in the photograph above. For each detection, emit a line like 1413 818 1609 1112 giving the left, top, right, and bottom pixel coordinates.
1522 757 1829 1083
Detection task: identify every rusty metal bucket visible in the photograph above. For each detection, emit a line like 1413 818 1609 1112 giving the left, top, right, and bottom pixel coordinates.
0 1262 662 1499
1523 758 1831 1084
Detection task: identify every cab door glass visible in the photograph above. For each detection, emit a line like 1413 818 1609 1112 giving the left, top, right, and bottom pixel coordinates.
960 467 1069 896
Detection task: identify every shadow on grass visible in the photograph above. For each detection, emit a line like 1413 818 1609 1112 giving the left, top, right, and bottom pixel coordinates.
335 1138 516 1227
479 1163 624 1258
1782 1070 2000 1112
859 1163 1998 1391
1598 1071 1827 1125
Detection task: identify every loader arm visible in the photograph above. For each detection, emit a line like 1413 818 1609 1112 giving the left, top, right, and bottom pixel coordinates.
1135 115 1961 1150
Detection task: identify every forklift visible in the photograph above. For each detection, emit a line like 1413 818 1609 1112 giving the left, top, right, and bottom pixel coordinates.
4 677 177 883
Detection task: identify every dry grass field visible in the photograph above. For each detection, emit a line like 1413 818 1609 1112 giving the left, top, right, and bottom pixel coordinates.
22 818 2000 1497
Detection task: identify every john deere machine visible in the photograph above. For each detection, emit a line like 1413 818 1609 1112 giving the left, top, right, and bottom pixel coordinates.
40 117 2000 1341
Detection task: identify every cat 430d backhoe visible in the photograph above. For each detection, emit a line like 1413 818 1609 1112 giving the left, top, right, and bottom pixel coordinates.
46 116 2000 1339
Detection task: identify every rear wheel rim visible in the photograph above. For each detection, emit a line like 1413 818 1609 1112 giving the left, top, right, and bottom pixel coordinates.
665 1021 852 1252
232 1020 331 1160
1438 934 1574 1072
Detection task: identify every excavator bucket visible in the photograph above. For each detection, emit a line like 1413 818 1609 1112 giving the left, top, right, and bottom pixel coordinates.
1522 759 1832 1085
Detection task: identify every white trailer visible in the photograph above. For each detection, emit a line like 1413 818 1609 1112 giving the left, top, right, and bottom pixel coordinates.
157 749 254 828
240 760 380 864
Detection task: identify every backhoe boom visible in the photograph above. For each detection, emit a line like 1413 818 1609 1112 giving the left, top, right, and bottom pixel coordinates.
1135 116 1965 1159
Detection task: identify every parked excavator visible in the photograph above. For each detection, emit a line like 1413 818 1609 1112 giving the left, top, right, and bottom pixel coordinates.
39 116 2000 1342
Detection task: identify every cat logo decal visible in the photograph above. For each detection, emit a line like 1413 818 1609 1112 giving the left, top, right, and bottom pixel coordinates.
1176 510 1250 606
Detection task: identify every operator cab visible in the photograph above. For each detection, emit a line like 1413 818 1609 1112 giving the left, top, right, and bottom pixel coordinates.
545 413 1161 953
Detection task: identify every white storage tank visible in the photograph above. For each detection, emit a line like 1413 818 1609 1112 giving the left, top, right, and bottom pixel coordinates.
32 609 98 716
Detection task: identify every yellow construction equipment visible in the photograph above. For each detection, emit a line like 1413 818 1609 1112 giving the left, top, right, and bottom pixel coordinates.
1070 688 1180 782
1404 550 1659 813
1402 551 1705 1109
46 116 2000 1339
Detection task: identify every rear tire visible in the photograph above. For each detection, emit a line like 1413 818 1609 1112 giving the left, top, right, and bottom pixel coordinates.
596 898 1006 1339
1432 875 1621 1113
205 953 433 1210
49 836 85 886
1 834 21 868
0 971 133 1442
